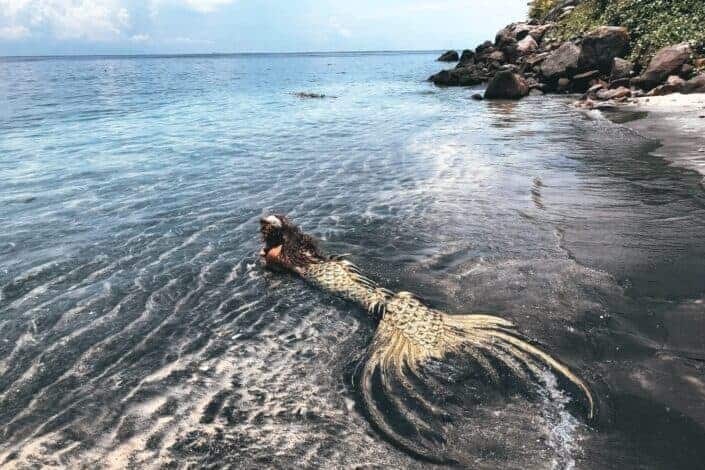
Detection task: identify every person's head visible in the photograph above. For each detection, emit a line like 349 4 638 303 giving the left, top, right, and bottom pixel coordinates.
259 215 322 271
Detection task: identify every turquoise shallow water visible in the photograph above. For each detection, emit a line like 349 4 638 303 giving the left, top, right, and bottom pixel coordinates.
1 52 705 469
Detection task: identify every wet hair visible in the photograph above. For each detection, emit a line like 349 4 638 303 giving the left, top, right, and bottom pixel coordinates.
260 215 323 268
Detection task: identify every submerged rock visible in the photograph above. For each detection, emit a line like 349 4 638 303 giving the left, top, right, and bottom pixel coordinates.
437 50 459 62
541 41 581 80
293 92 328 99
484 70 529 99
579 26 629 73
632 43 692 90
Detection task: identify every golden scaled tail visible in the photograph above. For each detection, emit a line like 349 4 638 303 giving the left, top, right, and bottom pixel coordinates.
358 310 595 460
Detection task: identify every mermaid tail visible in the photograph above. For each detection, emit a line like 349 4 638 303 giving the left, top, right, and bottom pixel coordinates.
358 292 595 459
295 258 594 458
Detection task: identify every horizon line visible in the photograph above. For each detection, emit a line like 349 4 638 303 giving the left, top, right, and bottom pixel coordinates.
0 49 449 60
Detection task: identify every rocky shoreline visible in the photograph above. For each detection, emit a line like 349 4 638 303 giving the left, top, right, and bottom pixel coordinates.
428 12 705 109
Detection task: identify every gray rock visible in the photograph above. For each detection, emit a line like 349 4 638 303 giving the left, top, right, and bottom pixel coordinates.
683 74 705 94
570 70 600 93
647 75 686 96
471 93 484 100
632 43 692 90
680 63 694 79
458 49 476 67
487 50 505 63
475 41 494 55
557 77 571 92
484 70 529 99
611 58 634 80
428 67 485 87
541 41 581 80
579 26 630 73
609 78 631 89
596 86 631 101
495 22 533 46
528 23 554 42
517 35 539 55
437 50 459 62
525 52 549 66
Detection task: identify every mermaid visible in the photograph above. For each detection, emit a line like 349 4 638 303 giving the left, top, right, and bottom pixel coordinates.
259 214 595 460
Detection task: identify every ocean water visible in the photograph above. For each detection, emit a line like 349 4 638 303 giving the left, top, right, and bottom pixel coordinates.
1 52 704 469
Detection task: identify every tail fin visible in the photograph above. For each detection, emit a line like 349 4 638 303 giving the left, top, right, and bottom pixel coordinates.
357 311 594 460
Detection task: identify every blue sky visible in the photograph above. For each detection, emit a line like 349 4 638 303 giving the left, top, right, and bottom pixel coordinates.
0 0 527 56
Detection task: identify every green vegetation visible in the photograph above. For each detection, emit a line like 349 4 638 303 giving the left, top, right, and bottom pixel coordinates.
531 0 705 66
528 0 557 20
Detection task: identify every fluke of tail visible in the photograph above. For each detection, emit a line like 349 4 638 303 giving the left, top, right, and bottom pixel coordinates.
358 292 594 460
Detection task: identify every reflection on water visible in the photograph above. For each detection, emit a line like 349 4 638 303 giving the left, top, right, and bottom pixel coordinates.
0 52 704 469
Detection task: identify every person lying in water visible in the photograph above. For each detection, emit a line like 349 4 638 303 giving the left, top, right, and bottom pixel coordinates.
259 214 595 460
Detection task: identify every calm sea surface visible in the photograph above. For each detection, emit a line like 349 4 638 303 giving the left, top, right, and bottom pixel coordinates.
1 52 704 469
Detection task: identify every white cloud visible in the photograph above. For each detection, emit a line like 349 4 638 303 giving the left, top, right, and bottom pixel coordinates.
171 36 214 45
0 0 132 41
131 33 150 42
148 0 235 16
0 24 29 39
182 0 234 13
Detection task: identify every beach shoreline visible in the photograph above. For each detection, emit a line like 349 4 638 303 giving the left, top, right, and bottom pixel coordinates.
604 94 705 185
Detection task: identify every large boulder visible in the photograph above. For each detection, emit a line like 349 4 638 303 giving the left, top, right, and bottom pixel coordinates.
458 49 476 67
437 50 459 62
484 70 529 99
517 35 539 55
495 22 533 47
428 66 486 87
541 41 581 80
578 26 629 73
499 38 519 62
611 57 634 80
632 43 692 90
476 41 494 55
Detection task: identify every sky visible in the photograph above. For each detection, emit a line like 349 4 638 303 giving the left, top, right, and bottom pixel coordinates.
0 0 528 56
